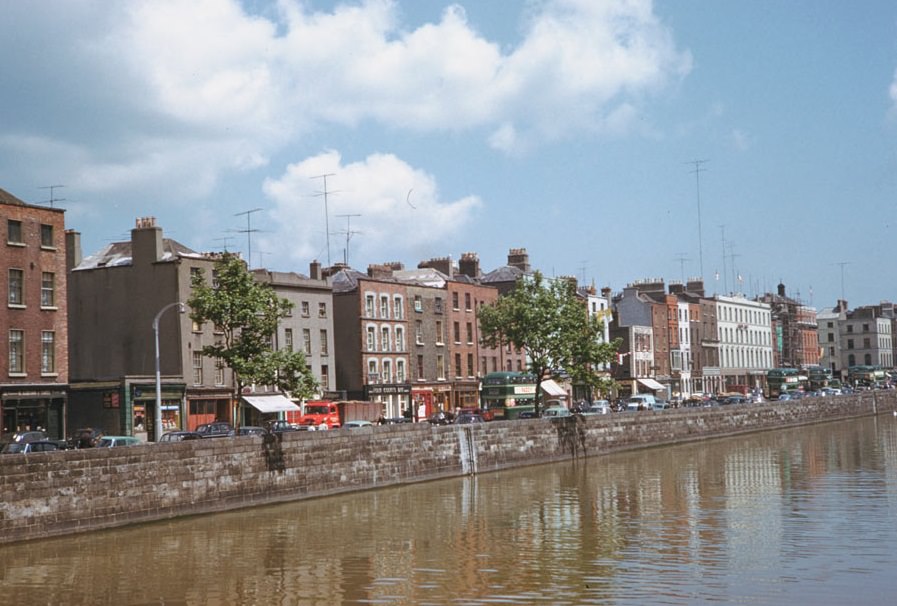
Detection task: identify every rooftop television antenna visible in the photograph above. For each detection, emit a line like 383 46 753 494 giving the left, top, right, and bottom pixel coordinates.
39 184 66 207
234 208 263 268
313 173 338 267
686 159 708 280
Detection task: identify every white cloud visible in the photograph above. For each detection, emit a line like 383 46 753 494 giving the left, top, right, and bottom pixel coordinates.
0 0 691 205
260 150 481 268
731 128 752 151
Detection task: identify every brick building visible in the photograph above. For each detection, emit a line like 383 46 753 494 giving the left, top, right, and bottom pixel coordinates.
0 187 69 439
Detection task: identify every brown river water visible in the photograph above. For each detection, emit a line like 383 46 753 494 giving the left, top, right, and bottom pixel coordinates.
3 415 897 605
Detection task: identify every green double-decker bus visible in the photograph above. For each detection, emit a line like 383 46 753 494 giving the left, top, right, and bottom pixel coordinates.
766 368 805 398
481 372 537 420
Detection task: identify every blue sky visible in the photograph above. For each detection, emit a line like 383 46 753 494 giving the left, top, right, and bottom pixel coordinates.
2 0 896 310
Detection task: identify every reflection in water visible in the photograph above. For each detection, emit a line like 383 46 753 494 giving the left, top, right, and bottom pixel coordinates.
3 416 897 604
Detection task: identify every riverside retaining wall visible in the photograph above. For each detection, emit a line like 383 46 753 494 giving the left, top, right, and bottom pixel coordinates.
3 391 896 545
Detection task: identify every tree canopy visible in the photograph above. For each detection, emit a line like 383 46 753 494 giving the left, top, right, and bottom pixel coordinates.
477 271 619 414
187 253 318 406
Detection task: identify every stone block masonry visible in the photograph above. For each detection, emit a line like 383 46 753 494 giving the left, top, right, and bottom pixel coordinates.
2 391 895 545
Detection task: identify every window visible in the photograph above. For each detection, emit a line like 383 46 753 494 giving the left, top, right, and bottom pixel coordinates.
452 292 459 310
7 220 23 244
847 325 853 333
847 339 854 350
382 360 392 383
466 322 473 344
367 326 376 351
380 295 389 319
453 321 461 343
435 320 444 345
393 296 403 320
436 354 445 380
303 329 312 354
318 302 327 318
215 362 225 386
417 355 424 379
41 331 55 374
192 352 203 385
434 297 444 314
455 353 462 378
381 326 390 352
301 301 310 317
320 365 330 390
827 333 834 342
396 359 405 383
284 328 293 352
864 338 871 349
41 272 55 307
365 295 375 317
415 320 423 345
467 353 474 377
320 329 328 355
9 330 24 373
40 224 54 248
414 295 423 312
465 292 471 311
395 327 405 352
192 319 202 333
368 359 379 383
8 269 23 305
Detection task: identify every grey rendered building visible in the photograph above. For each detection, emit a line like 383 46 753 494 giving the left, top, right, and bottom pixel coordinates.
67 217 234 438
252 262 336 397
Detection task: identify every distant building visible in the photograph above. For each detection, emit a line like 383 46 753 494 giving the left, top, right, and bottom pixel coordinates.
757 283 819 368
0 187 69 440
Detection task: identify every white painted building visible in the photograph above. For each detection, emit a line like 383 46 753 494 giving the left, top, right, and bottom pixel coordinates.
714 295 774 392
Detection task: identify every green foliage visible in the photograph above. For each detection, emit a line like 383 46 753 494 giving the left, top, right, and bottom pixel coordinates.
478 271 619 413
187 253 318 401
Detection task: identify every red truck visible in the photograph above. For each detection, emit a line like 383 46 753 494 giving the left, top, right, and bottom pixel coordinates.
290 400 382 429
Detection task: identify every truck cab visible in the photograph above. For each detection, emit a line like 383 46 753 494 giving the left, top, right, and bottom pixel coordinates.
298 401 341 429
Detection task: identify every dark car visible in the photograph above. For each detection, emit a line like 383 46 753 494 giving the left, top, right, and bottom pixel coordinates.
237 426 269 436
194 422 235 438
10 430 49 444
159 431 203 442
265 420 297 434
70 427 104 449
1 441 60 454
454 413 485 425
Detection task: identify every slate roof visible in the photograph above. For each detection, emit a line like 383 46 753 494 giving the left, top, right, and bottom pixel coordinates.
74 238 201 270
0 187 28 206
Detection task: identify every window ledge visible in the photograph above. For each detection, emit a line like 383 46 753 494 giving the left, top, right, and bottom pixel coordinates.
8 303 25 309
8 372 26 378
7 241 25 247
41 372 59 378
41 306 59 311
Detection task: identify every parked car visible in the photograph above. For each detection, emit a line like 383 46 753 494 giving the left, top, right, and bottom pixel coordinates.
344 420 374 429
236 426 268 436
266 420 297 434
159 431 203 442
96 436 141 448
454 413 485 424
70 427 104 448
194 422 235 438
581 401 612 415
542 406 572 418
10 430 48 444
1 441 60 454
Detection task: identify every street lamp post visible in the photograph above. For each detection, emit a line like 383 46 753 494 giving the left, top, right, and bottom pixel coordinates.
154 302 186 442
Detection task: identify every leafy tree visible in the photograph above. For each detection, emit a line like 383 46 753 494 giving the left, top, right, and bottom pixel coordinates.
478 271 619 414
187 253 318 417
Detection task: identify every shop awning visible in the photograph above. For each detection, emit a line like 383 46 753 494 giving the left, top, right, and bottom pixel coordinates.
242 394 300 413
638 378 666 391
541 379 567 397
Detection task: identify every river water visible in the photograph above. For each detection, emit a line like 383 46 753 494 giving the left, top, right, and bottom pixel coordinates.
3 415 897 605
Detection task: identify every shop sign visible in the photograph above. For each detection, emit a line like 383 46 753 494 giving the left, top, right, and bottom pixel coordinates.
366 384 411 396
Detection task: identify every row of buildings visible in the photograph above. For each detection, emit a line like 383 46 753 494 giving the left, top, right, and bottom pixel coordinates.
0 187 890 440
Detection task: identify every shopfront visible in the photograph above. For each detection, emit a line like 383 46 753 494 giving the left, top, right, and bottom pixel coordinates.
365 383 411 419
1 385 67 440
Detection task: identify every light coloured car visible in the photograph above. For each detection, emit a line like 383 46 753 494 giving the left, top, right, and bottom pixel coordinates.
542 406 572 418
344 420 374 429
96 436 141 448
581 401 611 415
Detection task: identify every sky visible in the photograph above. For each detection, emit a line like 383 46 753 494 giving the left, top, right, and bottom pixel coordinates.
2 0 897 311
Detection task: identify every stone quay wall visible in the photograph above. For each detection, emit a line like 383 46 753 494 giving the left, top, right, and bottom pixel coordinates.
3 391 896 545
